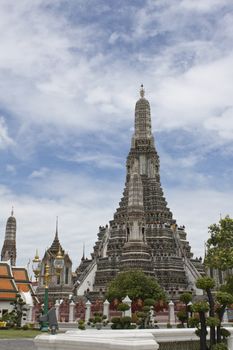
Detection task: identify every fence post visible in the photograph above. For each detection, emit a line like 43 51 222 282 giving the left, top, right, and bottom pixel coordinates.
85 300 91 323
168 300 175 324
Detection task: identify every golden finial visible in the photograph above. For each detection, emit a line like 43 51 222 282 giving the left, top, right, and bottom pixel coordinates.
34 249 40 261
56 245 63 260
140 84 145 98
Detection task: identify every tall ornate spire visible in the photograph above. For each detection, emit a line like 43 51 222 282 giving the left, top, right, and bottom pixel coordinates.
75 86 205 297
1 208 17 265
133 84 152 140
49 217 62 254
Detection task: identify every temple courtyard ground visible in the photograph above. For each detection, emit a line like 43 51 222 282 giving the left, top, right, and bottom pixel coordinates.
0 339 36 350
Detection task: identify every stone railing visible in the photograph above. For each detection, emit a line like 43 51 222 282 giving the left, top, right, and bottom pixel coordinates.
34 328 233 350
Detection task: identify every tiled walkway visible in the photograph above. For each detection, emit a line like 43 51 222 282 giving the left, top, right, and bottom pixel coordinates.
0 339 36 350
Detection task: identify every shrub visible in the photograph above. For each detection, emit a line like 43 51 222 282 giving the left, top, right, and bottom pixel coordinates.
177 310 187 323
142 306 150 312
188 317 199 328
166 323 172 328
117 303 130 313
111 317 121 324
121 316 132 325
212 343 228 350
78 319 85 330
110 316 132 329
176 323 185 328
93 316 102 323
22 324 29 330
144 298 155 307
220 328 231 338
206 317 220 327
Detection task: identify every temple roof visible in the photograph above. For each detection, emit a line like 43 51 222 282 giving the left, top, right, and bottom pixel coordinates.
12 266 37 300
48 218 64 255
0 261 18 301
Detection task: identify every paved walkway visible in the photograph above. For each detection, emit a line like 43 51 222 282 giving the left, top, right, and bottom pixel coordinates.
0 339 36 350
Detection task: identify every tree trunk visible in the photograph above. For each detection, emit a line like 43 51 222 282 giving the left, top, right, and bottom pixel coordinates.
199 311 207 350
217 306 226 343
207 288 216 346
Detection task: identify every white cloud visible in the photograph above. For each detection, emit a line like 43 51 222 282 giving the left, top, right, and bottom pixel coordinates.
179 0 230 12
168 187 233 257
152 54 233 138
6 164 16 174
29 167 49 179
0 0 232 154
60 152 124 169
0 117 14 149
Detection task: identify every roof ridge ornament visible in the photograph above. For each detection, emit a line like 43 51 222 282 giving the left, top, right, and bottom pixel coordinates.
140 84 145 98
55 216 58 239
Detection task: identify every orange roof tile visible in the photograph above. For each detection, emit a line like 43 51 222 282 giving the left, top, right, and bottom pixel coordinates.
17 283 30 292
0 280 15 290
12 269 27 281
0 292 17 300
0 265 10 276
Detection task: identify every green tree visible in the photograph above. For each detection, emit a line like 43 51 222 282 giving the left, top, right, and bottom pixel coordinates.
179 292 192 327
191 278 232 350
117 303 130 316
10 293 26 328
192 301 209 350
220 276 233 295
196 277 216 347
106 270 166 302
215 292 233 343
205 216 233 271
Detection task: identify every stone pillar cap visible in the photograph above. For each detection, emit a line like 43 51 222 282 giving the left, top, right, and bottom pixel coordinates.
122 295 132 303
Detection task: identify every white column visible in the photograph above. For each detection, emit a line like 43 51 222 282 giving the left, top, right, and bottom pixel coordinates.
69 301 75 323
27 306 33 323
168 300 175 324
85 300 91 323
55 300 60 321
122 295 132 318
103 299 110 320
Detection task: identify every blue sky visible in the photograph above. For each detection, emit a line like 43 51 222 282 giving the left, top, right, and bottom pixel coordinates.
0 0 233 269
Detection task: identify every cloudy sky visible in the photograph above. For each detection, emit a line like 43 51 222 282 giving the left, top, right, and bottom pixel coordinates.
0 0 233 271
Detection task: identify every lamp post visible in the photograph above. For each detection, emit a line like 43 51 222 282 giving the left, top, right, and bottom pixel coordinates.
32 250 41 282
32 248 64 331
